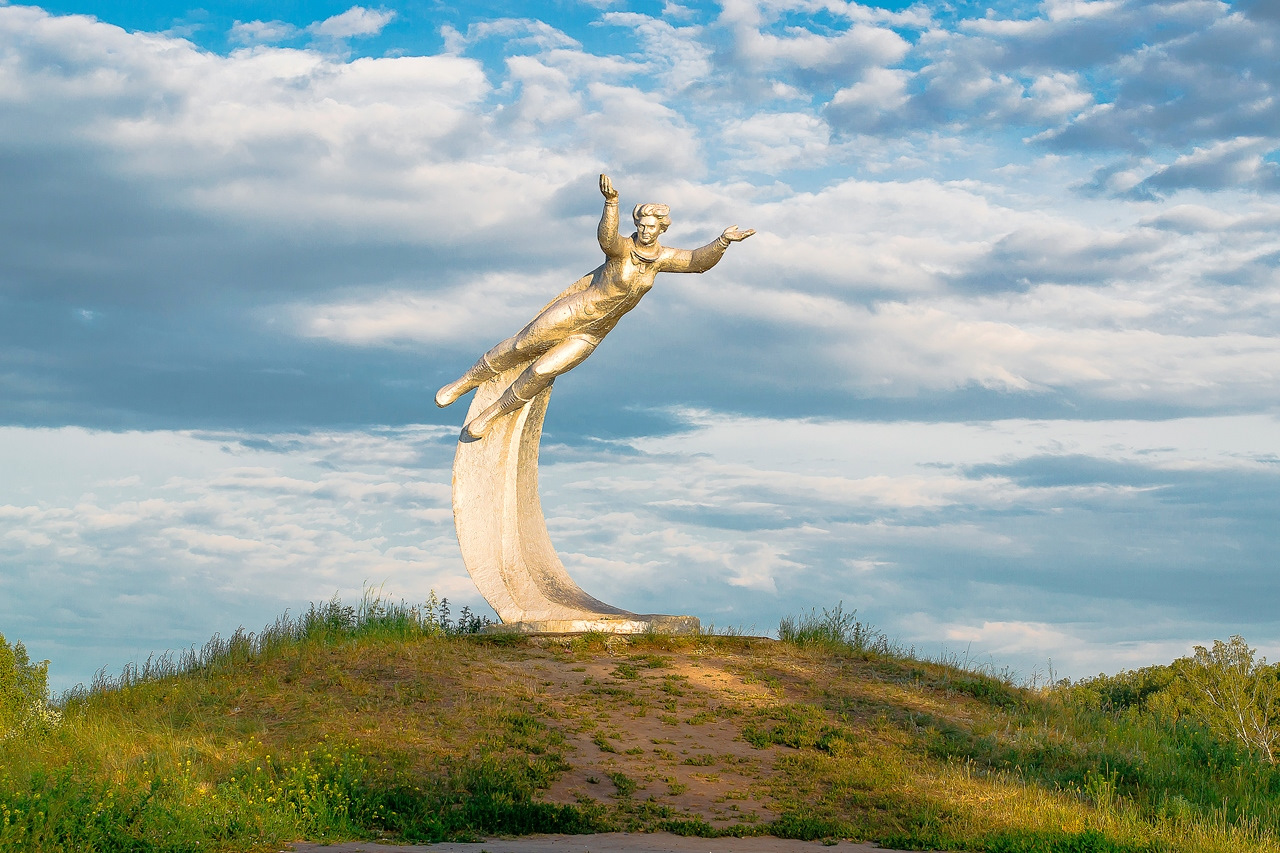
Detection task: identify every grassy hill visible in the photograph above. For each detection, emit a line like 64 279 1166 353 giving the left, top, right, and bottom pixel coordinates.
3 596 1280 852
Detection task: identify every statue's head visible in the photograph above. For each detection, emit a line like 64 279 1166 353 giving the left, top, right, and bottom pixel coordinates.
632 203 670 247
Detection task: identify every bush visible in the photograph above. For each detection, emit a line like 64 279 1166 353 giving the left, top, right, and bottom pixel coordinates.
1154 636 1280 764
1067 665 1177 713
0 632 59 737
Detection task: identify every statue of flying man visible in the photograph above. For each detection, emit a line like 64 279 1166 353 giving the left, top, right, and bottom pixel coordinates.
436 174 755 440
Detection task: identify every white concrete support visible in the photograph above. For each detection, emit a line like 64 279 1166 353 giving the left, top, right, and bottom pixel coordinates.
451 366 699 635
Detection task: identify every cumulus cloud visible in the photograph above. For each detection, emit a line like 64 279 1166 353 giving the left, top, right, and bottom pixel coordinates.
599 12 711 93
3 1 1280 693
0 427 467 689
289 270 574 348
715 0 910 83
825 68 912 133
721 110 831 171
1134 138 1280 198
229 19 299 45
3 0 1280 434
6 418 1279 690
442 18 581 53
309 6 396 39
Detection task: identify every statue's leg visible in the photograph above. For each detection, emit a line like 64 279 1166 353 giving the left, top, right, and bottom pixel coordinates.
436 352 499 408
435 330 552 408
462 336 597 440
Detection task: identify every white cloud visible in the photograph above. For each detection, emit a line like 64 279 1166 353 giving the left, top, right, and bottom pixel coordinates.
443 18 580 53
661 2 698 22
831 300 1280 402
1137 137 1280 196
721 110 830 170
717 0 910 75
309 6 396 39
0 8 512 241
499 55 587 131
1024 71 1093 120
599 12 711 93
583 82 704 174
827 68 911 131
4 406 1280 693
4 1 1280 698
229 19 299 45
289 271 573 349
0 426 470 691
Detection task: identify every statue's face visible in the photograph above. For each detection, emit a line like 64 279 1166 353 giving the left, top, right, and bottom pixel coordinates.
635 215 663 246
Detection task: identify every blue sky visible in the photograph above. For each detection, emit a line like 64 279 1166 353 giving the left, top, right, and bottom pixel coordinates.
1 0 1277 692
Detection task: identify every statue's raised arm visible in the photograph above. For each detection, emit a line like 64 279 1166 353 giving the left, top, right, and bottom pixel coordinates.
597 174 624 258
436 174 754 441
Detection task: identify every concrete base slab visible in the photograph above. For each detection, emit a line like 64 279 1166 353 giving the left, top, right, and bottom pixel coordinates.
483 615 701 635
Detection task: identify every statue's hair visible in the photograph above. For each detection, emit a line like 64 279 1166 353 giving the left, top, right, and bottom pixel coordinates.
632 203 671 231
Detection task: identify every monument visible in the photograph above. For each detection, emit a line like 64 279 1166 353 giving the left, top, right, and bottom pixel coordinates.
437 174 754 634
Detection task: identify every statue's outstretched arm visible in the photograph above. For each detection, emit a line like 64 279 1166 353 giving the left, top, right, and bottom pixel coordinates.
597 174 625 258
662 225 755 273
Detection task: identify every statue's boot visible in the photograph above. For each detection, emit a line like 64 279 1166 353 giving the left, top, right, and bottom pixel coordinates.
436 355 499 408
461 378 539 441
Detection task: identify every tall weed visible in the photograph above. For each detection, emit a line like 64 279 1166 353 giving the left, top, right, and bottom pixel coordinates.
778 602 894 655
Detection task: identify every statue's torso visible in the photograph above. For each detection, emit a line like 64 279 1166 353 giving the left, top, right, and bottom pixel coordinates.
559 238 666 335
519 236 675 347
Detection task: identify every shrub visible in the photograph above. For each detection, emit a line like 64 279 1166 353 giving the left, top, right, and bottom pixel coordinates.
0 632 59 738
1067 665 1177 713
1154 636 1280 764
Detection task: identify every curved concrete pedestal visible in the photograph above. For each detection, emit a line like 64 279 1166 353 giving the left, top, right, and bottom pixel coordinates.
452 367 699 634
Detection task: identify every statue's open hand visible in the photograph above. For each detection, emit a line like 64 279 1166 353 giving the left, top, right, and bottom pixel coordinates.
600 174 618 201
722 225 755 242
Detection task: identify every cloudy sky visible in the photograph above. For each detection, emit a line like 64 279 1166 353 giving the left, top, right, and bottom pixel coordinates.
1 0 1277 692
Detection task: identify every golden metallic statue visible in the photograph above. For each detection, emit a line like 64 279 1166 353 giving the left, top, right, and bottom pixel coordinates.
436 174 754 439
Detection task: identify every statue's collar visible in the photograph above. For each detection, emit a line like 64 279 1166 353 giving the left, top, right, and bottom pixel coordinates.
630 240 661 264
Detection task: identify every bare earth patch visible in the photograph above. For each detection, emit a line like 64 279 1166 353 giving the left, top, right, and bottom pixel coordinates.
526 649 785 826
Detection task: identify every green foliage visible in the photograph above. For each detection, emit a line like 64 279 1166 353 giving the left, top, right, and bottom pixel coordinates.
0 632 59 738
605 771 636 799
357 751 603 842
743 704 847 752
1066 665 1178 713
610 662 639 680
0 735 601 850
924 687 1280 824
768 810 849 841
1070 636 1280 765
950 674 1022 709
659 817 720 836
567 632 611 654
1169 637 1280 764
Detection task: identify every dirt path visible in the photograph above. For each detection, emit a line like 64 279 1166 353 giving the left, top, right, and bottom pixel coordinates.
286 832 909 852
509 649 788 821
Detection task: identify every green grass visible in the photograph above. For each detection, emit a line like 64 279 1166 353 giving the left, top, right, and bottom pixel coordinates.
4 596 1280 852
